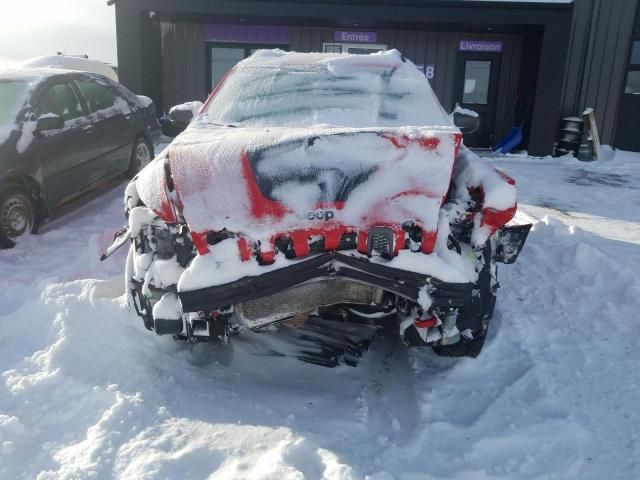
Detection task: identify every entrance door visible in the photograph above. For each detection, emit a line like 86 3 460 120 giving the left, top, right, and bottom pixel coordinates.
453 52 501 148
209 46 245 92
615 40 640 152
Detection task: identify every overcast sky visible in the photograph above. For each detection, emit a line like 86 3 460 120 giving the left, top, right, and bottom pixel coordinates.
0 0 117 68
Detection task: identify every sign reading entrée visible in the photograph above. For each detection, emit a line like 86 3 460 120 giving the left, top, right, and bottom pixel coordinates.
458 40 503 53
334 31 378 43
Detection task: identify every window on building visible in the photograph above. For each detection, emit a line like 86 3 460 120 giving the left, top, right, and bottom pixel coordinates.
210 47 246 90
35 83 83 122
625 71 640 94
323 43 343 54
462 60 491 104
625 41 640 94
322 43 387 55
630 41 640 65
76 81 117 112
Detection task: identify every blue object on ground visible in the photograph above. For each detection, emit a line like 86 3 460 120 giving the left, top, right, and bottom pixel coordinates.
494 125 523 154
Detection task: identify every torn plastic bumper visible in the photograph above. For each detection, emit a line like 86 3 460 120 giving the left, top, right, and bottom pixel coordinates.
496 224 532 264
178 251 474 315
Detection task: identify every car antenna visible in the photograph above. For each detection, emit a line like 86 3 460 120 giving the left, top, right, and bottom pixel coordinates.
58 45 69 65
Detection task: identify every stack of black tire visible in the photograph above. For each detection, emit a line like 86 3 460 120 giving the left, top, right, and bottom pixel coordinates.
555 117 584 157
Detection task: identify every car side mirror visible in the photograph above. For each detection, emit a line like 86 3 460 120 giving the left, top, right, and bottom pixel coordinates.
35 114 64 132
452 110 480 135
168 101 203 129
169 108 193 129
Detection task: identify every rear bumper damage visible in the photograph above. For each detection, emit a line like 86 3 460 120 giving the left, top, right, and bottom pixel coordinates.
178 251 475 316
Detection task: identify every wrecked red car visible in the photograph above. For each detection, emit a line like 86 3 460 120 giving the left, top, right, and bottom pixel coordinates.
104 50 530 365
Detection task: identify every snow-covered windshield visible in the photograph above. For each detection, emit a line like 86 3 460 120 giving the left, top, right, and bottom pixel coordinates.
203 50 452 128
0 81 28 127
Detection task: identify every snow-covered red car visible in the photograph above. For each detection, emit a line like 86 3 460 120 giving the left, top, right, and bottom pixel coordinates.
105 50 530 363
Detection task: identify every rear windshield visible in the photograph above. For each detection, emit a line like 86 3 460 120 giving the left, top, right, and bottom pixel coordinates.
0 81 28 127
203 58 451 128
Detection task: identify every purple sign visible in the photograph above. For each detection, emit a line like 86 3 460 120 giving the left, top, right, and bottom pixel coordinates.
458 40 503 53
334 31 378 43
204 24 289 44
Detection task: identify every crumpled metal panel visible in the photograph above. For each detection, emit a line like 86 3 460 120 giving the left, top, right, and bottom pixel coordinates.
238 278 379 325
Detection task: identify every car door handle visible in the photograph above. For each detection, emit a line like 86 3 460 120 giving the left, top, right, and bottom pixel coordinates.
83 125 94 134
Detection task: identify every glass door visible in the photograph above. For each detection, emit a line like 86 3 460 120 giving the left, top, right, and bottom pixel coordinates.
210 47 245 91
615 41 640 150
453 52 502 148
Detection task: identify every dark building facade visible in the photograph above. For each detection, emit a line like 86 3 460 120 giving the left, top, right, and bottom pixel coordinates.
111 0 640 155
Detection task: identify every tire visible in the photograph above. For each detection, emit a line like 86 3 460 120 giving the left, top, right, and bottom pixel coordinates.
0 185 39 249
127 137 154 177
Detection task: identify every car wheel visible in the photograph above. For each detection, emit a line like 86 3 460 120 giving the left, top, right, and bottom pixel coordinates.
0 185 39 249
127 137 154 177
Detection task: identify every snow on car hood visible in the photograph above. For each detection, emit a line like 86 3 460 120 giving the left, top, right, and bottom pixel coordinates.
137 124 461 243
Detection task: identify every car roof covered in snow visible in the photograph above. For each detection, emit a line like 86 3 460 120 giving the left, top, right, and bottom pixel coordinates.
21 55 119 82
0 67 80 84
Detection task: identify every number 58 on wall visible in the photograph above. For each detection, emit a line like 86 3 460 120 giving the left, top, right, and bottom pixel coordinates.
416 64 436 81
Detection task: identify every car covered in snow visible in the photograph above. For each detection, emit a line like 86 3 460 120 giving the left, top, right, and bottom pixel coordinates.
0 68 161 247
107 50 530 364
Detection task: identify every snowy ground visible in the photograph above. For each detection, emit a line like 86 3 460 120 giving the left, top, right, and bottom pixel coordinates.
1 144 639 479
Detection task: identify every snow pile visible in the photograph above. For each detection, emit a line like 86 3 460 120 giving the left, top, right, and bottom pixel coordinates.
489 147 640 245
1 143 640 478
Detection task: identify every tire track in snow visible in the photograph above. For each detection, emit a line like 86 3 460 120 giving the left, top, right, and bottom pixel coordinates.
359 324 421 445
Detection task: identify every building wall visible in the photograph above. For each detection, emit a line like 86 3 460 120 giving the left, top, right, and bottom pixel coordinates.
561 0 639 144
160 22 522 140
160 22 208 114
116 0 572 156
